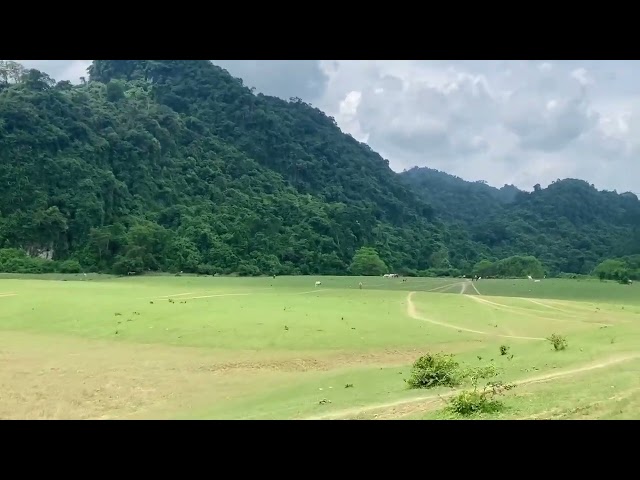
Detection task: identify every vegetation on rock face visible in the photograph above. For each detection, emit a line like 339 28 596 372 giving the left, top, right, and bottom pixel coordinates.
0 60 639 276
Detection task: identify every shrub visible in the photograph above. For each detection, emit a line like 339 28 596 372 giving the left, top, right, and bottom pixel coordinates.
405 353 461 389
58 259 82 274
448 381 515 416
499 345 509 356
448 365 514 416
547 333 568 351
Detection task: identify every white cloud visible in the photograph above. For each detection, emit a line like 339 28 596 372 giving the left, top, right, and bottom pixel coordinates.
571 67 593 86
11 60 640 194
16 60 91 83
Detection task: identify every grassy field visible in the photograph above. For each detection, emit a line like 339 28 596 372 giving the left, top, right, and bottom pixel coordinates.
0 274 638 419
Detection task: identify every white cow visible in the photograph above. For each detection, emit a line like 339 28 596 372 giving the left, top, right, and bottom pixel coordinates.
315 281 322 287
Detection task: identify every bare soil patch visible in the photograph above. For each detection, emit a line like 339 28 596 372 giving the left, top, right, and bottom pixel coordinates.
0 331 477 419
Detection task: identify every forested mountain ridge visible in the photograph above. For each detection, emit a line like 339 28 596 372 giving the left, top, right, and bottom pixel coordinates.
401 167 640 275
0 60 484 276
0 59 638 278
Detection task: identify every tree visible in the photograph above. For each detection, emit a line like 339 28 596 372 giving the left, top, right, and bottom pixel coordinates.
106 80 126 102
349 247 388 276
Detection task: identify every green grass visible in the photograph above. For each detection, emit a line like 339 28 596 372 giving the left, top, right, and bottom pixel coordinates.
1 274 639 419
473 278 640 305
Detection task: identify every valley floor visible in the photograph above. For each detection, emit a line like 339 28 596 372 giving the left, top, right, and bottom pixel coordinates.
1 275 638 419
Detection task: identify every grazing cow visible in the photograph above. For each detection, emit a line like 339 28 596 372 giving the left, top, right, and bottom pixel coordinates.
315 281 322 287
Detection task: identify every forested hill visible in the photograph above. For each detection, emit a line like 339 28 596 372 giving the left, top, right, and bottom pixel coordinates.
0 60 483 276
0 59 638 278
400 166 521 226
401 167 640 275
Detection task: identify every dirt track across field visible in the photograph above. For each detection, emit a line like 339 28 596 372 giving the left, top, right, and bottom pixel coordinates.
304 353 640 420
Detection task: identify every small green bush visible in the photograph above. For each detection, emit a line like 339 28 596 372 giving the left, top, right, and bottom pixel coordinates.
499 345 509 356
547 333 568 351
448 381 515 416
448 390 502 415
405 353 461 389
59 259 82 274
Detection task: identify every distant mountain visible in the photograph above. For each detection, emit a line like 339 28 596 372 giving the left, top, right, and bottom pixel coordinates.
0 59 638 277
401 168 640 274
400 166 521 226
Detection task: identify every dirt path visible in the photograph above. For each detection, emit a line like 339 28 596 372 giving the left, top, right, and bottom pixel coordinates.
405 292 546 341
183 293 251 300
467 295 612 327
303 353 640 420
524 298 573 313
468 281 481 295
291 289 333 295
424 282 465 293
157 292 195 299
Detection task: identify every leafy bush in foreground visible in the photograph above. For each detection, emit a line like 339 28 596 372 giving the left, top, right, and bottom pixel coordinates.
447 364 515 416
405 353 461 389
448 381 516 416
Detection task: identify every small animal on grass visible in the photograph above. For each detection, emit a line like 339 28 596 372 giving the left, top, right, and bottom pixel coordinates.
315 281 322 287
359 282 363 289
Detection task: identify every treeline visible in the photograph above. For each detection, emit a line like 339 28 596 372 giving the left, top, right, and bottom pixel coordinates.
1 60 639 278
0 248 82 274
593 255 639 283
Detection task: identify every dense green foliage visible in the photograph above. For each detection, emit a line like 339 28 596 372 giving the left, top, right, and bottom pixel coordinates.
402 167 640 276
0 60 638 277
472 255 545 279
593 255 640 282
349 247 388 276
405 353 461 389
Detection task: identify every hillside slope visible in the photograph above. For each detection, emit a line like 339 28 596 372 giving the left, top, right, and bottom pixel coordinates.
0 60 484 275
401 168 640 274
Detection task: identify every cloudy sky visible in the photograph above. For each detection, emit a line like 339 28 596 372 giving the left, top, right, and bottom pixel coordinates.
15 60 640 193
